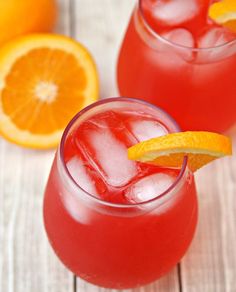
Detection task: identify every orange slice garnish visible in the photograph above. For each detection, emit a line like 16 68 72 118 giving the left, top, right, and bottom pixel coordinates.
128 131 232 172
209 0 236 32
0 34 99 149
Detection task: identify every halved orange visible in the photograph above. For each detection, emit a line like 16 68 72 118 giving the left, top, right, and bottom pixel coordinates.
209 0 236 32
128 131 232 172
0 34 99 149
0 0 57 46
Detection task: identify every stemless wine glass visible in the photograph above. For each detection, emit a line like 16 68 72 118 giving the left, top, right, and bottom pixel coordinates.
117 0 236 133
43 97 198 289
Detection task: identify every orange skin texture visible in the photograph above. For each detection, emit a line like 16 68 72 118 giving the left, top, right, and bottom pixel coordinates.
0 0 57 46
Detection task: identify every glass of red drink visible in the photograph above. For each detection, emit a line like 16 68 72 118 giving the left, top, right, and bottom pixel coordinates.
117 0 236 132
43 97 198 289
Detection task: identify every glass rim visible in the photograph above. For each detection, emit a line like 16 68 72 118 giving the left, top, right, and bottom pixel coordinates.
59 97 188 209
138 0 236 52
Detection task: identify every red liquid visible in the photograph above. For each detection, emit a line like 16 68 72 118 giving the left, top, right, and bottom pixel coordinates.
117 0 236 132
44 100 198 289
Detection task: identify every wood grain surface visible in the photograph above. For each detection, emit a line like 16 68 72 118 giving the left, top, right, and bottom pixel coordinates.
0 1 235 291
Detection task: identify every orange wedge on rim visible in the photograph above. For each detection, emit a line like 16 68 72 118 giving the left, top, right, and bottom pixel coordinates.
209 0 236 33
128 131 232 172
0 34 99 149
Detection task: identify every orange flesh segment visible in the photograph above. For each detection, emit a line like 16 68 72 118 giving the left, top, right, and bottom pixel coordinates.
128 131 232 172
2 48 87 134
209 0 236 33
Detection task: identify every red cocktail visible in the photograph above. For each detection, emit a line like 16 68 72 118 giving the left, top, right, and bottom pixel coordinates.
43 98 197 289
117 0 236 132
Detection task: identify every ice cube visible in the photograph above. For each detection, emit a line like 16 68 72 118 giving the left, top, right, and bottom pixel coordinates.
198 27 235 48
130 119 167 142
60 157 98 224
87 126 138 187
61 188 93 225
197 27 236 62
67 156 98 195
162 29 195 48
161 28 195 62
152 0 199 26
125 173 176 203
152 28 194 70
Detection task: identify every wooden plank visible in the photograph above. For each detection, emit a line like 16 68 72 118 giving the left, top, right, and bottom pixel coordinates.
0 140 5 291
76 268 179 292
0 141 74 292
180 132 236 292
55 0 72 35
73 1 180 291
73 0 136 98
0 0 74 291
0 0 235 291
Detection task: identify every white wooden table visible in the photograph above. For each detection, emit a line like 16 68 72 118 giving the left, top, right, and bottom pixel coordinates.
0 1 236 291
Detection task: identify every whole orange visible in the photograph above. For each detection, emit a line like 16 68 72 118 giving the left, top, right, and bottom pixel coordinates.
0 0 57 46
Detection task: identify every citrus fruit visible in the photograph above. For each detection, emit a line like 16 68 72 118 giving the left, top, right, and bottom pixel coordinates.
0 34 99 149
0 0 57 46
128 131 232 172
209 0 236 33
